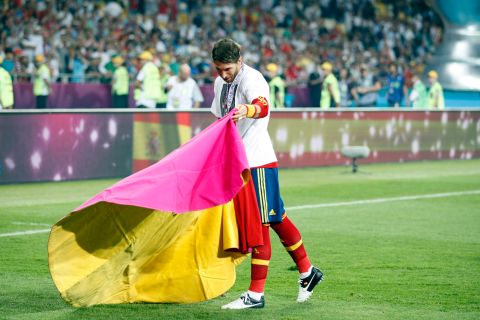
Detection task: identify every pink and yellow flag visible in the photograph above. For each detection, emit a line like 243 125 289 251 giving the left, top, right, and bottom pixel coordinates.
48 113 262 307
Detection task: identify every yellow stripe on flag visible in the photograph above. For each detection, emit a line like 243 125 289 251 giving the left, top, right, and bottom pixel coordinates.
177 124 192 145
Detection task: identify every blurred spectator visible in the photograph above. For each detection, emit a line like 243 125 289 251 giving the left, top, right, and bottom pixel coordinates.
33 54 51 108
409 72 427 108
85 52 103 83
15 52 33 82
266 63 286 108
0 56 14 110
427 70 445 109
156 64 171 109
320 62 340 109
166 63 203 109
386 64 407 107
135 51 161 109
111 56 129 108
351 64 381 107
68 49 87 83
47 51 60 83
338 68 354 108
21 25 44 59
307 65 322 107
0 0 444 107
402 61 415 100
1 48 15 75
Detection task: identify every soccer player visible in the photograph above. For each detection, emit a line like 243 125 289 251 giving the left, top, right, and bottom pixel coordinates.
210 38 323 310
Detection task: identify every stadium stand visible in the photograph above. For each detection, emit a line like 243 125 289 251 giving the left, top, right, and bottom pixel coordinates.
0 0 454 107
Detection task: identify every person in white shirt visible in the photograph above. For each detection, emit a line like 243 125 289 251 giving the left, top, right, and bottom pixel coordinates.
211 38 323 310
166 64 204 109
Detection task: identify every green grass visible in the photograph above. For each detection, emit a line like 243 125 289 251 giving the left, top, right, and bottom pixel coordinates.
1 160 480 319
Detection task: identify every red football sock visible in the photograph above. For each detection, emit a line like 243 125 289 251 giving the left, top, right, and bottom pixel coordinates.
249 225 271 293
271 215 312 273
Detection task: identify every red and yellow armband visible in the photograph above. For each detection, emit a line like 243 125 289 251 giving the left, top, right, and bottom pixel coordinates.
245 104 256 118
244 96 269 119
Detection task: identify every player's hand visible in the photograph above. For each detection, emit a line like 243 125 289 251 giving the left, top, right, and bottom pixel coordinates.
232 104 247 122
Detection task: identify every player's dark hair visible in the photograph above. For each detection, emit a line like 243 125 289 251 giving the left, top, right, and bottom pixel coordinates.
212 38 241 63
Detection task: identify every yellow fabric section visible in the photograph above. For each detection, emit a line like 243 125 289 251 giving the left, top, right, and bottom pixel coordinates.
285 239 303 252
48 201 246 307
251 258 270 266
221 200 241 251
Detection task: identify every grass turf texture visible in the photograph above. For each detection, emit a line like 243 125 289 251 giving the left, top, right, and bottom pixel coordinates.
0 160 479 320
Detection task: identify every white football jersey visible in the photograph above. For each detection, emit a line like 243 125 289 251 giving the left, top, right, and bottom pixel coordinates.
211 64 277 167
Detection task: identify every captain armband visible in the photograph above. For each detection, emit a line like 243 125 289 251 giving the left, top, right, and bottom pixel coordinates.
250 96 269 118
245 104 257 118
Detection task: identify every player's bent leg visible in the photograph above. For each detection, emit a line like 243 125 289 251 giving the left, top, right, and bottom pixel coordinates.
271 215 324 302
271 215 311 272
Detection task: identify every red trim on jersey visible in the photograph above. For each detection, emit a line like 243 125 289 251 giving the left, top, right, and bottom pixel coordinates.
251 96 269 118
252 162 278 169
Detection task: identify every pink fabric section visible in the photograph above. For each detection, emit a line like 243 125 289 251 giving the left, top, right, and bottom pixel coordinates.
75 113 249 213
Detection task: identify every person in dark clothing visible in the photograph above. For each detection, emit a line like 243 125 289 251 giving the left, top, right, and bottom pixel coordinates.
307 67 321 107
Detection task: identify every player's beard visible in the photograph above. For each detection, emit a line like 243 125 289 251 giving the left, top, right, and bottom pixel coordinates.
225 63 242 83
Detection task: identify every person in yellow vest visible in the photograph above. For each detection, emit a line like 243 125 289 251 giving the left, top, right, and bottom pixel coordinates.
135 51 161 108
427 70 445 109
33 54 51 109
0 56 14 110
266 63 285 108
320 62 340 109
111 55 129 108
156 64 170 109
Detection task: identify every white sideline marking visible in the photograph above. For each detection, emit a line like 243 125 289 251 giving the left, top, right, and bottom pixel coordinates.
1 190 479 238
286 189 480 211
0 229 50 238
11 221 51 227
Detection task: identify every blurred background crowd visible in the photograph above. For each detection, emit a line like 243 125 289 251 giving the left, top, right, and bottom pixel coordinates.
0 0 444 108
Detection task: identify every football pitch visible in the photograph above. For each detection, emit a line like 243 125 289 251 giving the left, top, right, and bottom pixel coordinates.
1 160 479 320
